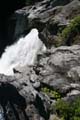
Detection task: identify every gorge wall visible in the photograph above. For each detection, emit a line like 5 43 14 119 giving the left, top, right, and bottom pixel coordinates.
0 0 26 56
0 0 74 56
0 0 80 120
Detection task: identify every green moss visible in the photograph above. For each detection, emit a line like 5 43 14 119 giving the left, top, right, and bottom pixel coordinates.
54 100 72 120
72 97 80 118
54 97 80 120
41 87 61 100
73 117 80 120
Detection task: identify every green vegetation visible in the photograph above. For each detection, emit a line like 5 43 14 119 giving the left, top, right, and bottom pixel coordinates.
55 16 80 46
54 97 80 120
54 100 72 120
41 87 61 100
61 15 80 45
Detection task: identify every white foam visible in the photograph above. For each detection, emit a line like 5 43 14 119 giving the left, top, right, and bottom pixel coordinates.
0 28 46 75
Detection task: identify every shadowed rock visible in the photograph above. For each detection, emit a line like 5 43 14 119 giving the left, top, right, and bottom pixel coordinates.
0 82 26 109
0 82 28 120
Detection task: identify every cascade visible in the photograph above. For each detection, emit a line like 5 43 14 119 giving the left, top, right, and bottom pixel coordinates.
0 28 46 75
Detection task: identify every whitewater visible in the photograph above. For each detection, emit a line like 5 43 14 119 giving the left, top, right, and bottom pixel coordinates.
0 29 46 76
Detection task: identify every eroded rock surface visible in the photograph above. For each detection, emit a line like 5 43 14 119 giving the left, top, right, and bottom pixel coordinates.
0 45 80 119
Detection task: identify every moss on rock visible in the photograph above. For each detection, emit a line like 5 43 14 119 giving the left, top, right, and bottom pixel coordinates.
53 97 80 120
41 87 61 100
55 16 80 47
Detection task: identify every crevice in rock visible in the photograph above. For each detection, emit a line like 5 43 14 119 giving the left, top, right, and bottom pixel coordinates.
34 94 49 120
0 82 27 120
10 102 20 120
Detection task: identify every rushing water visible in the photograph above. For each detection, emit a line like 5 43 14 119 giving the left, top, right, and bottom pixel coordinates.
0 28 46 76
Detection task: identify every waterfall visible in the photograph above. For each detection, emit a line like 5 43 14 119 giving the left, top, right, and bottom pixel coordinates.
0 28 46 76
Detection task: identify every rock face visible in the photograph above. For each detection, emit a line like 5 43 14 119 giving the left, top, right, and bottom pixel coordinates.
0 45 80 119
0 0 25 56
36 45 80 93
7 0 80 46
18 45 80 98
0 73 50 120
0 0 80 120
0 0 80 56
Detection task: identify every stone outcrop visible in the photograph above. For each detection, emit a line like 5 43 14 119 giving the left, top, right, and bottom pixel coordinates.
0 45 80 119
20 45 80 98
0 70 50 120
7 0 80 47
0 0 80 56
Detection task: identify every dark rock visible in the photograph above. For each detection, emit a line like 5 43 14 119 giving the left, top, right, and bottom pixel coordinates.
6 0 80 48
0 0 80 56
0 0 26 56
0 73 50 120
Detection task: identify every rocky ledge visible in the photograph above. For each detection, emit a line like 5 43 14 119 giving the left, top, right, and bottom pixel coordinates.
0 45 80 120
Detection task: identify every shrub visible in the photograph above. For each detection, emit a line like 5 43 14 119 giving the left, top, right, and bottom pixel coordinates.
55 16 80 46
72 97 80 119
61 15 80 45
54 100 71 120
41 87 61 100
54 97 80 120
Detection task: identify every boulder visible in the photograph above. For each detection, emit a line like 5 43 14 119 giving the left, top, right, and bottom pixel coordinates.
30 45 80 96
